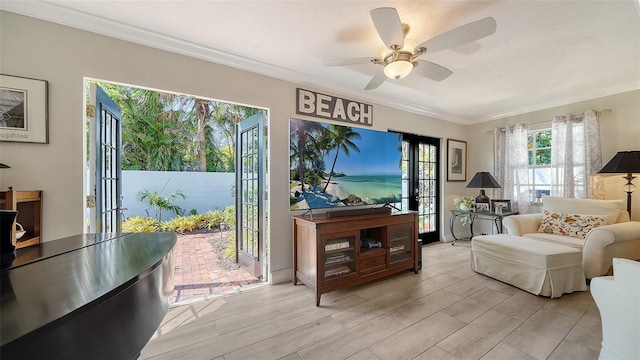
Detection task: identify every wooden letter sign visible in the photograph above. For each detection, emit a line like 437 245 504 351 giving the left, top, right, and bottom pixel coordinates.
296 88 373 126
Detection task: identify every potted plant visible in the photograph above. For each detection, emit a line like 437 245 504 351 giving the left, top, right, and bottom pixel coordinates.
454 196 474 226
454 196 474 211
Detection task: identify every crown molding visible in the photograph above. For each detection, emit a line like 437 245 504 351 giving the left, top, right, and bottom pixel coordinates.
0 1 457 122
2 1 637 125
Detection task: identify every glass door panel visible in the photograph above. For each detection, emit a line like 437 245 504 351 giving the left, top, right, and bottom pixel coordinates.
400 134 440 243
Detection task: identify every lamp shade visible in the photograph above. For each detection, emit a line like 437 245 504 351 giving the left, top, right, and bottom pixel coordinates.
466 172 501 189
598 151 640 174
598 151 640 217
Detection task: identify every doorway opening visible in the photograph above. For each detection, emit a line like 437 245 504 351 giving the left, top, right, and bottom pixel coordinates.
83 79 269 305
399 133 440 244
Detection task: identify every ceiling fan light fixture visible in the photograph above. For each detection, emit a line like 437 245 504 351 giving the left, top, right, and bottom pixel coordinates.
379 46 393 60
384 60 414 79
400 38 417 53
379 38 417 60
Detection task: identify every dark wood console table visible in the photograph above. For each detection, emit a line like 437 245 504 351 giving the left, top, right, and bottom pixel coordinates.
0 232 176 360
293 211 419 306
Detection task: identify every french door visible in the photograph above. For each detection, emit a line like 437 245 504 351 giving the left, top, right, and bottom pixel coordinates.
401 134 440 243
95 85 122 233
235 112 265 278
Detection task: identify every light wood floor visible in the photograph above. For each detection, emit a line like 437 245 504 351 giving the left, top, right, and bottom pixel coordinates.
140 241 602 360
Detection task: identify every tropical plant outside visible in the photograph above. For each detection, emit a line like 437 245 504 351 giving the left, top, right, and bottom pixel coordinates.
137 185 187 222
528 130 552 166
122 206 235 234
95 82 260 172
86 81 258 276
121 216 161 232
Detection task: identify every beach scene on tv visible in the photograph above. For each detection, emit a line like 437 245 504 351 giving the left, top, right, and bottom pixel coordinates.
290 118 402 210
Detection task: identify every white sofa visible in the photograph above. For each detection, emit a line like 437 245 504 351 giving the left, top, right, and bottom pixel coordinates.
591 258 640 360
503 196 640 279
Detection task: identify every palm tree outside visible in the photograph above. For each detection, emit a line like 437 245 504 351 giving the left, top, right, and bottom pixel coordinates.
88 81 266 304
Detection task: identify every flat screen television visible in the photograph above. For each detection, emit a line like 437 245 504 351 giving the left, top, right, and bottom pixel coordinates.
289 118 402 211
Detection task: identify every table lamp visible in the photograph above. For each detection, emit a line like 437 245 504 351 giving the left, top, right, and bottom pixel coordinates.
467 171 501 203
598 151 640 216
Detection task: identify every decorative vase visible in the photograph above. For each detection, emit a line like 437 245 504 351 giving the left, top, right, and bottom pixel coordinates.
15 223 25 240
1 210 18 254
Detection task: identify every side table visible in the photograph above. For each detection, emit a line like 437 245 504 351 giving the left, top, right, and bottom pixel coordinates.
449 210 519 245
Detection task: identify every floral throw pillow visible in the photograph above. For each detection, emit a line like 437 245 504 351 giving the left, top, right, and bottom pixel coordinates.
538 210 608 239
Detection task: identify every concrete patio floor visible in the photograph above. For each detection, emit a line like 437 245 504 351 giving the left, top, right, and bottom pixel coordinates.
170 230 263 306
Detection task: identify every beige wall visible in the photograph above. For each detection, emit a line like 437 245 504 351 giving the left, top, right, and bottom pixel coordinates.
0 12 468 283
1 12 638 282
467 90 640 221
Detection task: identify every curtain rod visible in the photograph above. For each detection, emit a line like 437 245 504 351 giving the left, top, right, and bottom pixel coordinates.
487 108 612 133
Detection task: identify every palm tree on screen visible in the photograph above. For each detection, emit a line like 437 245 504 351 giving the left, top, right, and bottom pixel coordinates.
322 125 361 193
290 119 323 193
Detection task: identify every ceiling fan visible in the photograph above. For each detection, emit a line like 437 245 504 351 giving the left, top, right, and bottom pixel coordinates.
325 7 497 90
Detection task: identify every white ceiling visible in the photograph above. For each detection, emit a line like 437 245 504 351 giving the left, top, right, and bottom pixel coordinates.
2 0 639 124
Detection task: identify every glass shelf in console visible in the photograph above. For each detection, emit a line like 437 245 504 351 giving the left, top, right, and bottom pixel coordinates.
388 225 413 263
323 235 356 281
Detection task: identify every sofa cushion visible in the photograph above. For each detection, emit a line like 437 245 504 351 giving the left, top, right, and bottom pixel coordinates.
616 210 630 223
471 234 586 298
542 195 624 225
523 233 585 249
538 210 608 239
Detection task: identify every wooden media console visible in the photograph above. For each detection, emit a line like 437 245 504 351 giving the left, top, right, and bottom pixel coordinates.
293 211 419 306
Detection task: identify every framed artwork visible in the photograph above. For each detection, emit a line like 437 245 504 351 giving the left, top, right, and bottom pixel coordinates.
491 199 512 213
447 138 467 181
475 202 490 212
0 74 49 143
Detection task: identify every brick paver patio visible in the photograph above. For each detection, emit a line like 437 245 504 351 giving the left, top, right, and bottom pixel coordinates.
170 230 263 305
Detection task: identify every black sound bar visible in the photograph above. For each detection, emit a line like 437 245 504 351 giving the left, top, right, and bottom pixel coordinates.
325 206 391 218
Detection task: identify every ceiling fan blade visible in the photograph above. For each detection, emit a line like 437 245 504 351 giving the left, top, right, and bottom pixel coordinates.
415 61 453 81
370 7 405 49
365 72 387 90
416 17 497 53
323 57 376 67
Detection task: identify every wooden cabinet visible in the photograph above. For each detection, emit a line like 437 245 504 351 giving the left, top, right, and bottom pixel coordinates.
0 187 42 249
293 211 419 306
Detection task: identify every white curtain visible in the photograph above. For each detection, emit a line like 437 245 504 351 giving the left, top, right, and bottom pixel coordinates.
550 110 602 198
494 124 530 213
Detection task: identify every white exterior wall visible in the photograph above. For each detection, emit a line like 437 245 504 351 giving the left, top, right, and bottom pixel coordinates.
121 171 235 220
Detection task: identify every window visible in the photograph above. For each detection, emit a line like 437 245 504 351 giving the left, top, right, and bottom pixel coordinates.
496 112 599 209
527 129 552 201
527 125 588 200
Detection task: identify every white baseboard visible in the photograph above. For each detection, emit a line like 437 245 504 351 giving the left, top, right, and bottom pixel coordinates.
270 267 292 284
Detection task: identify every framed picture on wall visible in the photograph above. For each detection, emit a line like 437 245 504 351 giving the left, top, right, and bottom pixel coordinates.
0 74 49 143
447 138 467 181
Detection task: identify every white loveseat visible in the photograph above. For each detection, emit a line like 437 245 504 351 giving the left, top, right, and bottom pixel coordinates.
503 195 640 279
591 258 640 360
